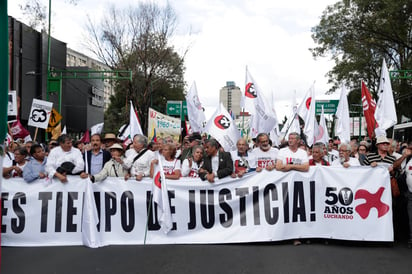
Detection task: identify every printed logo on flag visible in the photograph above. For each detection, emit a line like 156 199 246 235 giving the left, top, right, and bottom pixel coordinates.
315 126 324 140
245 83 257 98
214 115 231 130
305 97 312 109
154 172 162 189
191 95 203 110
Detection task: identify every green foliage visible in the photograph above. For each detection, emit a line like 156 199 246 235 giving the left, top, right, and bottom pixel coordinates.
311 0 412 120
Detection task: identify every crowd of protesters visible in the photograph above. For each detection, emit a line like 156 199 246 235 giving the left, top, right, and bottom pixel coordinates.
2 131 412 246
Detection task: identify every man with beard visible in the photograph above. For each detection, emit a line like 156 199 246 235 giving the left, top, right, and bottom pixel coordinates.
252 133 278 172
80 134 111 179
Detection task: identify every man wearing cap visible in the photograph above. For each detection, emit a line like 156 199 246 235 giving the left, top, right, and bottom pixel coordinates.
80 134 111 179
90 143 129 182
180 132 202 162
364 136 396 171
45 134 85 183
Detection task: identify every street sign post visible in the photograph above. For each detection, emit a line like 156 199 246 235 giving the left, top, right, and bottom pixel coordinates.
166 100 187 118
315 100 339 115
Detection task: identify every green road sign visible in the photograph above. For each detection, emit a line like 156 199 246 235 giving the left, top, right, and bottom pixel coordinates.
166 100 187 117
315 100 339 115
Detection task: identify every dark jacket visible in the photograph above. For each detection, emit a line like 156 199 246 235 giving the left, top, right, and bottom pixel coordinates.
83 149 111 173
199 151 233 181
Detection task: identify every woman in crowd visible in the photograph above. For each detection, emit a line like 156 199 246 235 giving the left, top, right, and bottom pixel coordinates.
309 143 330 166
150 143 181 179
90 143 129 182
3 146 28 178
181 145 204 178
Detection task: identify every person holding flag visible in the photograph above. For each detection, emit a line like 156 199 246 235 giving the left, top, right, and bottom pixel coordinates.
150 143 181 180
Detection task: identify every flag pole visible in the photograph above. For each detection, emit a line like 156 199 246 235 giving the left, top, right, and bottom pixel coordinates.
143 191 154 245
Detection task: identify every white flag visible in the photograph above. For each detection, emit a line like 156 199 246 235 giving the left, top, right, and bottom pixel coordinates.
244 67 277 138
186 82 206 133
298 84 316 146
82 180 102 248
152 154 173 234
62 125 67 135
315 105 330 145
335 86 351 143
130 101 143 138
281 91 301 140
90 122 104 135
204 103 240 152
374 59 397 136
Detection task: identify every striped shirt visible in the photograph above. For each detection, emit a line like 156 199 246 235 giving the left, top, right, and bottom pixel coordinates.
364 152 396 166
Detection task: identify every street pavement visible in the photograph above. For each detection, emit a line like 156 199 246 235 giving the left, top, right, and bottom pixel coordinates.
2 240 412 274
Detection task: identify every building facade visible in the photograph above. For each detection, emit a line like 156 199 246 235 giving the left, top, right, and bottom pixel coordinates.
8 16 105 140
66 48 115 110
219 81 242 118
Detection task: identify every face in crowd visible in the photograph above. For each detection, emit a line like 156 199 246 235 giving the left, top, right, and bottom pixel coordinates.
338 144 351 161
60 138 73 152
312 146 323 162
90 134 102 151
204 141 218 157
237 139 249 155
257 134 271 152
288 133 299 148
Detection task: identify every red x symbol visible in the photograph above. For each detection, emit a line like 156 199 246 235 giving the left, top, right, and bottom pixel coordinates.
354 187 389 219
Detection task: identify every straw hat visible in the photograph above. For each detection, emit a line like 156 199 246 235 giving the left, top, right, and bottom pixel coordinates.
376 136 390 145
108 143 124 151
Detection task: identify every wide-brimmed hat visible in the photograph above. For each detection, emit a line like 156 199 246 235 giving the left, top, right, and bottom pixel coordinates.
376 136 390 145
103 133 119 142
108 143 124 151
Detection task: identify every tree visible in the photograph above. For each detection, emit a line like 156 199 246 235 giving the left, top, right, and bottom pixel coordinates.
85 2 186 134
19 0 79 32
311 0 412 120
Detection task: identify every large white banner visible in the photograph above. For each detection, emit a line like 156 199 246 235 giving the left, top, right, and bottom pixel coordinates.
1 167 393 247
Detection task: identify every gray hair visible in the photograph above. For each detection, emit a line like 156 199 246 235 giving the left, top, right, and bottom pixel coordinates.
133 134 148 147
288 132 301 140
312 143 325 152
338 143 351 152
205 138 219 149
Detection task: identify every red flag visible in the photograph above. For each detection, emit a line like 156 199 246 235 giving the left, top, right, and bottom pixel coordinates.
9 119 31 140
361 81 378 139
79 129 90 143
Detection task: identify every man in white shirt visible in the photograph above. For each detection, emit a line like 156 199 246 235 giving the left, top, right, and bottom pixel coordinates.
230 138 256 177
253 133 278 172
45 134 84 183
331 143 360 168
123 134 155 180
276 132 309 172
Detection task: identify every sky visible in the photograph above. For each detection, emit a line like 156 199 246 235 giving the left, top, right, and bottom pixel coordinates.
8 0 340 120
